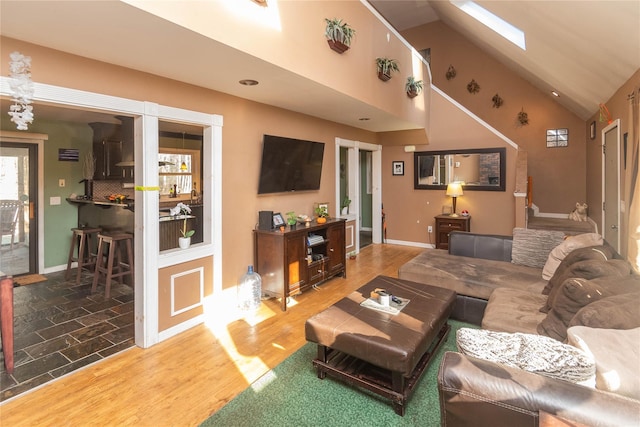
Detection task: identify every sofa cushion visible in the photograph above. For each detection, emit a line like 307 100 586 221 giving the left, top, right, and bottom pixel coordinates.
481 288 547 334
542 233 603 280
567 326 640 400
542 245 615 295
541 259 633 313
537 276 640 341
456 328 595 383
569 291 640 330
511 228 566 269
398 249 547 301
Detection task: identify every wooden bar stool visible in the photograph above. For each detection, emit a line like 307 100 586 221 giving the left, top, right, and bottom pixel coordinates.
65 227 101 284
92 233 134 299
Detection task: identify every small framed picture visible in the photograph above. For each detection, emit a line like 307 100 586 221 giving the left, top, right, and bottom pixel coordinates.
589 121 596 140
392 161 404 176
272 212 285 228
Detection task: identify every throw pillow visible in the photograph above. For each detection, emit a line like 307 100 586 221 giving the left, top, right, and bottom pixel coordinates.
511 228 565 269
542 233 603 280
541 259 633 313
542 245 615 295
537 276 640 341
570 292 640 330
567 326 640 400
456 328 595 383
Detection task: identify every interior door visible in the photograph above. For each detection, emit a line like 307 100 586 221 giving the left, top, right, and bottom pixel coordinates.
602 120 620 251
0 142 38 276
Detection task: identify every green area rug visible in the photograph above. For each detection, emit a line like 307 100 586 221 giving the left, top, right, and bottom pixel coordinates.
201 320 475 427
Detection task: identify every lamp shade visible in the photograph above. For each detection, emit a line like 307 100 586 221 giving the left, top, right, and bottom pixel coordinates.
446 182 464 197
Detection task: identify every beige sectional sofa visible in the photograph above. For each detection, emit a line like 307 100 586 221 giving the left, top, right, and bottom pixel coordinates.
397 228 640 426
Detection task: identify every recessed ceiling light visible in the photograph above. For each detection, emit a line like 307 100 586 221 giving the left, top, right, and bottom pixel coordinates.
451 1 526 50
239 79 259 86
551 91 560 97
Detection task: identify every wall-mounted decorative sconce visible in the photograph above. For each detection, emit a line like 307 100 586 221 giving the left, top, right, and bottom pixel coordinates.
492 93 504 108
467 79 480 94
446 65 457 80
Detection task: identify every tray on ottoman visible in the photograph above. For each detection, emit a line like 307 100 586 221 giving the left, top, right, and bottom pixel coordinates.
305 275 456 415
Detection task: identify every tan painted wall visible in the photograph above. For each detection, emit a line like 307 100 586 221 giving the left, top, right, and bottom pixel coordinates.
0 37 375 290
380 90 518 242
402 21 587 214
128 0 430 129
585 68 640 256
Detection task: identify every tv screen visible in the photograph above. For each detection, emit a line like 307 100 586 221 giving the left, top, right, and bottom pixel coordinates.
257 135 325 194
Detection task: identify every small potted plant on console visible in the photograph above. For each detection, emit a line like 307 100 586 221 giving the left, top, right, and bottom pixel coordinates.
315 205 329 223
286 211 298 229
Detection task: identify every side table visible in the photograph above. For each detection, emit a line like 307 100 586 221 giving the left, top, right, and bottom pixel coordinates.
435 215 471 249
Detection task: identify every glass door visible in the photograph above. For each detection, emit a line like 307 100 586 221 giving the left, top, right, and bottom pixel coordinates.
0 142 38 276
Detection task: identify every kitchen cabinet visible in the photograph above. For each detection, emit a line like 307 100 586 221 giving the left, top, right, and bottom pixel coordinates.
254 218 346 311
435 214 471 250
89 117 133 181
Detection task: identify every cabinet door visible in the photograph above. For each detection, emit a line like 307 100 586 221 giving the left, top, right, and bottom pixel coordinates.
104 140 123 180
326 223 345 274
285 234 307 295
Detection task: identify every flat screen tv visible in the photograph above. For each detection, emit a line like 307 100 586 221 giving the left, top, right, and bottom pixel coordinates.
257 135 325 194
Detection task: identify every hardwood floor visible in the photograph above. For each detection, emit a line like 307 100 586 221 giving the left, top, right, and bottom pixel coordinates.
0 243 423 426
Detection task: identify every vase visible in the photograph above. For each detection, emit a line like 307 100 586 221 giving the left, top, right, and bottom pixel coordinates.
178 236 191 249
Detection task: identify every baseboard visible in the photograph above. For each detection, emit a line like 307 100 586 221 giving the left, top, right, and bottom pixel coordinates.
43 263 69 274
384 239 433 249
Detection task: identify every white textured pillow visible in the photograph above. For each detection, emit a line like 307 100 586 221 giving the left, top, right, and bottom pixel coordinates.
456 328 595 383
542 233 603 280
567 326 640 400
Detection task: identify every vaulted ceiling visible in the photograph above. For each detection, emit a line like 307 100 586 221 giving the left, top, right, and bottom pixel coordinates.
371 0 640 120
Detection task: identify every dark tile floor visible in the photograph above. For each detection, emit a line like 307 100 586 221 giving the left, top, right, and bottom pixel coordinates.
0 270 134 402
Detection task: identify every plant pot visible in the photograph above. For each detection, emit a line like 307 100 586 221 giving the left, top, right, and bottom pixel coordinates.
378 71 391 82
407 90 418 99
178 237 191 249
327 40 349 54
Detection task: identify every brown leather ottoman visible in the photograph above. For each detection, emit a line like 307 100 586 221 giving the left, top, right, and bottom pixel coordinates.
305 275 456 415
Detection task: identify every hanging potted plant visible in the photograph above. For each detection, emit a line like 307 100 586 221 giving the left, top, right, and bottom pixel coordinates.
405 76 424 98
375 57 399 81
324 18 355 54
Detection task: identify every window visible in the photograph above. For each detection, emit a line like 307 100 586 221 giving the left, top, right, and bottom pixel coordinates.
159 148 201 200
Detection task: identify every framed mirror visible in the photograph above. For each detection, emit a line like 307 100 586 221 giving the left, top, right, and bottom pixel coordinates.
414 147 506 191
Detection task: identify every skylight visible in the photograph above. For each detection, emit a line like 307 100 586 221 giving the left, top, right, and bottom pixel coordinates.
451 1 526 50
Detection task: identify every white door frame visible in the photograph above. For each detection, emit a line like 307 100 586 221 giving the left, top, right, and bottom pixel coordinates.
335 138 382 247
602 119 621 251
0 77 223 348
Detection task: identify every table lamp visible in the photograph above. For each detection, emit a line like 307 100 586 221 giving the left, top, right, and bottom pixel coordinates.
446 182 463 216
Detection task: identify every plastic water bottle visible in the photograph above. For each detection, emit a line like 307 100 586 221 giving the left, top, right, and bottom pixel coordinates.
238 265 262 311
